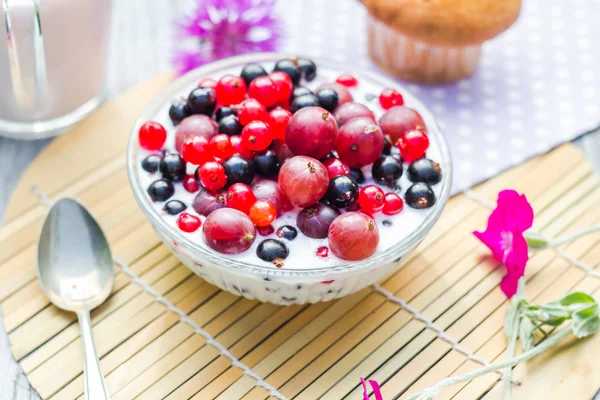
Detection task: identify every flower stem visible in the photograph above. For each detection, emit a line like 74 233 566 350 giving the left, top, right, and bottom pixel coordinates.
502 321 518 400
503 280 525 400
548 224 600 247
407 328 573 400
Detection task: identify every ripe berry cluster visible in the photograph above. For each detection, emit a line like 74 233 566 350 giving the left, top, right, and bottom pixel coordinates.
139 57 442 264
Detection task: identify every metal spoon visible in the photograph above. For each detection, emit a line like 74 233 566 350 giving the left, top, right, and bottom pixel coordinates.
37 198 113 400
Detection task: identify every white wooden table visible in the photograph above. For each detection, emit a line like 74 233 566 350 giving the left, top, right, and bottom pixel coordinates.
0 1 599 398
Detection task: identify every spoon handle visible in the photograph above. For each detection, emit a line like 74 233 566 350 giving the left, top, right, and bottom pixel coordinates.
77 311 110 400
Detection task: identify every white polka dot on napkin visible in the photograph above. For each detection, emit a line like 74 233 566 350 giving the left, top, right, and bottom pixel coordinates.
275 0 600 194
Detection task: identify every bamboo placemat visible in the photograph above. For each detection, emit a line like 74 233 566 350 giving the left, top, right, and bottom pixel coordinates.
1 75 600 400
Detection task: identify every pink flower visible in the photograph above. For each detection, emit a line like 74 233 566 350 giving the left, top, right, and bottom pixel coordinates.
474 190 534 298
361 377 383 400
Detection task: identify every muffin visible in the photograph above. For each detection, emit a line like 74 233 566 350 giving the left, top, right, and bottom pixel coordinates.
362 0 521 83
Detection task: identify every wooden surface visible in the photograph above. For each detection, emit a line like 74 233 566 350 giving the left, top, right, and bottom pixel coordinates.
0 0 598 397
0 75 599 400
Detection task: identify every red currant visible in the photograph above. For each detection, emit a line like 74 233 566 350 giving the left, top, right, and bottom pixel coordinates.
268 108 292 142
249 199 277 227
322 157 351 178
358 185 385 214
241 121 273 151
216 75 247 105
209 134 235 160
379 88 404 110
177 212 201 232
269 71 293 103
383 192 404 215
336 74 358 87
230 135 255 159
237 98 268 125
316 246 329 258
181 136 214 165
198 78 217 89
198 161 227 191
138 121 167 150
226 183 257 214
396 129 429 162
272 100 290 111
182 175 200 193
248 75 278 108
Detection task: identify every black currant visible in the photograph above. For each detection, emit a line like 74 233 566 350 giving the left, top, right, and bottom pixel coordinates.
407 158 442 185
257 239 289 262
326 175 359 208
163 200 187 215
350 168 365 184
222 155 255 186
290 94 320 114
187 87 217 116
253 150 280 178
159 154 186 182
169 97 190 125
276 225 298 241
218 115 243 136
273 59 302 85
240 63 268 86
382 136 392 155
372 155 403 185
141 155 161 173
405 183 436 209
315 88 339 112
296 58 317 81
215 106 236 121
147 179 174 202
290 86 313 102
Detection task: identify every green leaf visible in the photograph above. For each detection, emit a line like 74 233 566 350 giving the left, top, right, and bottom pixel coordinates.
572 304 600 338
559 292 596 309
519 317 536 351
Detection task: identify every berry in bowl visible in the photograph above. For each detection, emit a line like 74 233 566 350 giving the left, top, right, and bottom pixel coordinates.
127 53 451 305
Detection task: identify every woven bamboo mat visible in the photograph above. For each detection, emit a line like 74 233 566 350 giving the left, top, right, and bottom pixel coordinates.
1 75 600 400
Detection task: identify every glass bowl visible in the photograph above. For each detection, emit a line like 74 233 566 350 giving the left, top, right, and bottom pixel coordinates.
127 53 452 305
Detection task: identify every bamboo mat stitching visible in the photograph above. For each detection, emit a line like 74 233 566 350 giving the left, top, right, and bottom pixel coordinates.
30 186 497 398
32 187 289 400
371 283 490 367
113 257 287 400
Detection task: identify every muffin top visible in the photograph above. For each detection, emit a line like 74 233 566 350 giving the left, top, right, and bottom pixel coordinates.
362 0 521 47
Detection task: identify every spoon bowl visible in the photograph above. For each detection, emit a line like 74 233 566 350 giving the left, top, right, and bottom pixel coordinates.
37 197 113 399
38 198 114 311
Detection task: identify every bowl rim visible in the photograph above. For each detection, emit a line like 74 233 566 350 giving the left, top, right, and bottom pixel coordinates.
127 52 453 278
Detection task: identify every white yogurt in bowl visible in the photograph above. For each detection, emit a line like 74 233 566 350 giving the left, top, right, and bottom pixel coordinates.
128 53 452 305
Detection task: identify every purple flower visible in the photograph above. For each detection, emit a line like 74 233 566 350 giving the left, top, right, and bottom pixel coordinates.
174 0 283 75
473 190 534 298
